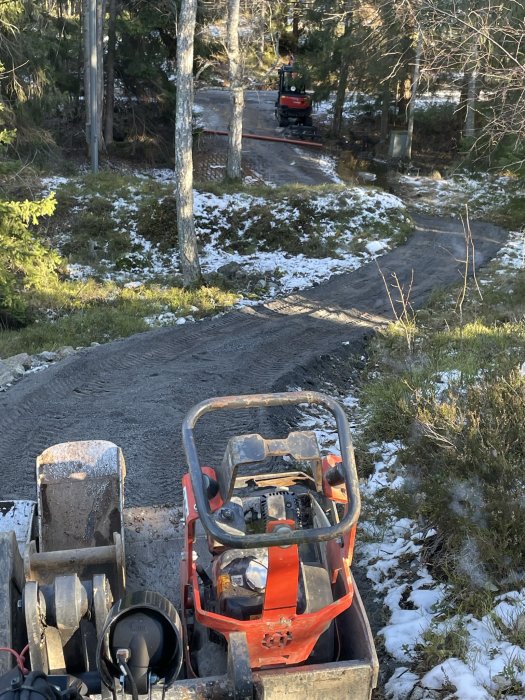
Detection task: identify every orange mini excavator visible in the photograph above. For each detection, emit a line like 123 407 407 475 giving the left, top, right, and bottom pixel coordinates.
275 64 313 128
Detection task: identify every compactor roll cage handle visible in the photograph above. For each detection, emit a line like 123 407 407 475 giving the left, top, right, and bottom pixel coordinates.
182 391 361 549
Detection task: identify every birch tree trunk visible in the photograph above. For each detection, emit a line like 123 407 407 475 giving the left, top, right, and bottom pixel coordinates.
405 31 422 162
464 41 478 139
175 0 202 287
104 0 117 145
226 0 244 181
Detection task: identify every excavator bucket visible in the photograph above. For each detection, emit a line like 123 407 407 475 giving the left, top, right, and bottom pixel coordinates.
13 441 127 678
28 440 126 596
36 440 125 552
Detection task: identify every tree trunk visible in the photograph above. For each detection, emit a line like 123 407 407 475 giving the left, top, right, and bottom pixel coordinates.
175 0 202 287
259 0 266 59
104 0 118 145
292 1 300 38
332 58 350 138
464 41 478 139
226 0 244 181
83 0 90 146
380 83 390 141
331 3 352 138
405 31 422 162
88 0 98 169
96 0 107 150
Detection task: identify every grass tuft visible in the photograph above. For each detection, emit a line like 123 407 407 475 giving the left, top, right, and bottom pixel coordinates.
361 257 525 594
0 282 238 357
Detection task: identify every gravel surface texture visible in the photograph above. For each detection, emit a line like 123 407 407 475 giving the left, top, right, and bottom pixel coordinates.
0 215 507 506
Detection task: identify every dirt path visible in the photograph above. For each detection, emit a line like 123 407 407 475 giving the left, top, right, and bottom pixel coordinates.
0 215 506 506
195 88 335 185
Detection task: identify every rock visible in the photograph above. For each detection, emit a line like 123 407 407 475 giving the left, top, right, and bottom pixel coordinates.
57 346 76 359
3 353 32 376
356 171 377 183
6 365 24 378
492 674 511 691
0 361 15 385
0 347 79 391
216 262 250 282
256 279 267 289
37 351 59 362
430 169 442 180
217 262 242 280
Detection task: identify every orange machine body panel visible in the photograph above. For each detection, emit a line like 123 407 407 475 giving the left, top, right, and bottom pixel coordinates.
180 460 356 672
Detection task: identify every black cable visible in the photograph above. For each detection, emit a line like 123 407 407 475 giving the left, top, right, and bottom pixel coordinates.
120 661 138 700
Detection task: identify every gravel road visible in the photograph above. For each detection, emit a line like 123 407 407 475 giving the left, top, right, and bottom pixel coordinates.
195 88 335 185
0 215 507 506
0 90 509 505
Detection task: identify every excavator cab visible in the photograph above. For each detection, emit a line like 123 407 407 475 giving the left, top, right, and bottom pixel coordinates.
275 64 313 128
281 68 306 95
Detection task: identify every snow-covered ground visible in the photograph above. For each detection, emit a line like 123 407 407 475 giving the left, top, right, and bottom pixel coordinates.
394 172 524 222
41 170 411 326
492 229 525 272
296 390 525 699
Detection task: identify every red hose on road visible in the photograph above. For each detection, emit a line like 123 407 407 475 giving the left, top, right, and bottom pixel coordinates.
202 129 323 148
